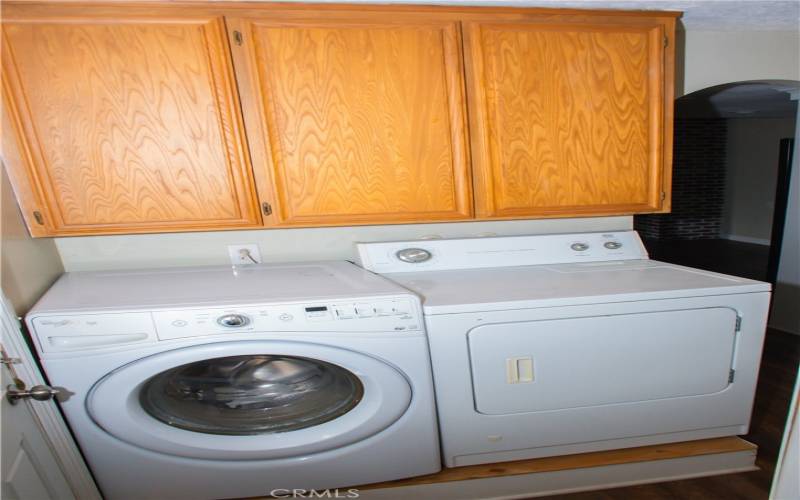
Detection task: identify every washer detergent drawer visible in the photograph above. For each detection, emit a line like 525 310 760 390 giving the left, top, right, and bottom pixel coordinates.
468 308 738 415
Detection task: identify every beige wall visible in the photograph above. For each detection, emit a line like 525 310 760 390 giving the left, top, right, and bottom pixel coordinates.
55 216 631 271
680 30 800 96
722 117 797 245
1 165 64 315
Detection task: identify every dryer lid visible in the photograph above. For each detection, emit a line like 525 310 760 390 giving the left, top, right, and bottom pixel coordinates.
356 231 769 314
382 260 770 314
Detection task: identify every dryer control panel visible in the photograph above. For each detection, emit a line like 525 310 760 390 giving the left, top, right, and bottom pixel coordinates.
356 231 649 273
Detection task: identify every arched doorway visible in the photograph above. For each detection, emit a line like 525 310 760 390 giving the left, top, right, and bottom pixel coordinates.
635 79 798 284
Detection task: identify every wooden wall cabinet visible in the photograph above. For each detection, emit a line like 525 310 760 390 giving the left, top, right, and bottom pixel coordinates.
2 11 262 236
1 4 677 237
228 14 473 226
464 15 674 218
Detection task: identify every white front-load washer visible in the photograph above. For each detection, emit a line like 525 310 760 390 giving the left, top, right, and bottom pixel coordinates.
356 231 772 467
26 262 440 500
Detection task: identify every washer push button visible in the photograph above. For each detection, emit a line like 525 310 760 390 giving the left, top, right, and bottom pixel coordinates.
355 304 375 318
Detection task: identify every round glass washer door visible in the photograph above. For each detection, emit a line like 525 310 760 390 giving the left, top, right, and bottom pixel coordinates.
140 354 363 436
87 341 412 460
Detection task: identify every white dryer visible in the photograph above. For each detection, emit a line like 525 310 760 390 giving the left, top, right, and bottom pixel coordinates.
26 262 440 500
356 231 771 467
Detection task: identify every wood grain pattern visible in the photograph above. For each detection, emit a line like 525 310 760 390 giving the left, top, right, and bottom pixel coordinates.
359 437 757 490
234 16 472 225
1 14 261 234
465 20 668 218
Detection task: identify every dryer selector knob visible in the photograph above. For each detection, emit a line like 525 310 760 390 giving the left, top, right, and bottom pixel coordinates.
396 248 432 263
216 314 251 328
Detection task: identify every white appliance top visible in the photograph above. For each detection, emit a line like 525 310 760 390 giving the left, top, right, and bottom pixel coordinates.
29 261 410 313
28 262 424 354
356 231 771 314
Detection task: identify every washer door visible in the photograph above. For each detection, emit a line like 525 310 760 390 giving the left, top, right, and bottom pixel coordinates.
87 341 412 460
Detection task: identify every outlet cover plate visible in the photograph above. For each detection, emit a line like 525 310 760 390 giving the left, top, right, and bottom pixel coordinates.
227 244 261 265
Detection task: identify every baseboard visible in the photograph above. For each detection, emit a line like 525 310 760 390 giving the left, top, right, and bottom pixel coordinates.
719 234 771 246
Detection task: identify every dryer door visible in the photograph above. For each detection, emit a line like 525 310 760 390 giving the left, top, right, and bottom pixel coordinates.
468 307 738 414
87 340 411 460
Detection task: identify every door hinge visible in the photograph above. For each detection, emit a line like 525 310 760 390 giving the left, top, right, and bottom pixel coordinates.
261 202 272 216
735 315 742 332
32 211 44 225
233 30 243 46
664 36 669 48
728 369 735 383
660 191 667 201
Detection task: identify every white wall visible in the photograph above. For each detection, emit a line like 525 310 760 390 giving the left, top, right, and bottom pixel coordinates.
769 108 800 335
1 166 64 315
681 30 800 96
721 118 797 245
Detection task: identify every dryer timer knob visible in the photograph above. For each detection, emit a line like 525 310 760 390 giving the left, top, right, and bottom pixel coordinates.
217 314 251 328
396 248 432 263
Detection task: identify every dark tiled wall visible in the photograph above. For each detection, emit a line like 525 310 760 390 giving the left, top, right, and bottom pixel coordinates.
635 118 727 240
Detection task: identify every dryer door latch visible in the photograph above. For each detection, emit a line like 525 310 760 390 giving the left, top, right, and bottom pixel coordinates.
506 357 534 384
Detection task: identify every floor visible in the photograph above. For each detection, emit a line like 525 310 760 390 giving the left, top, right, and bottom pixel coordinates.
548 237 798 499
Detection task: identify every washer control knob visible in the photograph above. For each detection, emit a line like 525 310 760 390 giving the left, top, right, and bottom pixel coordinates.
216 314 250 328
396 248 432 264
604 241 623 250
570 242 589 252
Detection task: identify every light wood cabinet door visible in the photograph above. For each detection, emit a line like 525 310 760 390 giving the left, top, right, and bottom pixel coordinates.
464 16 674 218
2 12 261 235
230 15 472 226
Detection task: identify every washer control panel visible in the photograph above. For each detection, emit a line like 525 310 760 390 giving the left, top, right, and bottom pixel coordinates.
152 297 421 340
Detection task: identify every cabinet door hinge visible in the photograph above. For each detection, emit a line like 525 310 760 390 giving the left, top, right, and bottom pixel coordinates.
728 369 735 383
660 191 667 201
664 36 669 48
233 30 243 46
735 315 742 332
261 202 272 216
32 211 44 225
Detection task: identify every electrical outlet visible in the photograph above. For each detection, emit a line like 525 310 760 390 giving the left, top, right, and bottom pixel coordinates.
227 244 262 265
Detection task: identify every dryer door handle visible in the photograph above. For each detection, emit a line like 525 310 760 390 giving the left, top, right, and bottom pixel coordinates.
47 333 149 350
506 356 534 384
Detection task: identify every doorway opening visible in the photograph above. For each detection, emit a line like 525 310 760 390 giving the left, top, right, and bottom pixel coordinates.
635 80 798 283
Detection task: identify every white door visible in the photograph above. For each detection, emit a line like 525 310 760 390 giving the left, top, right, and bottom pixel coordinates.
1 351 72 500
0 295 100 500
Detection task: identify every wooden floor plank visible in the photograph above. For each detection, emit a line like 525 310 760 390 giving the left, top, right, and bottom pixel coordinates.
362 437 756 490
